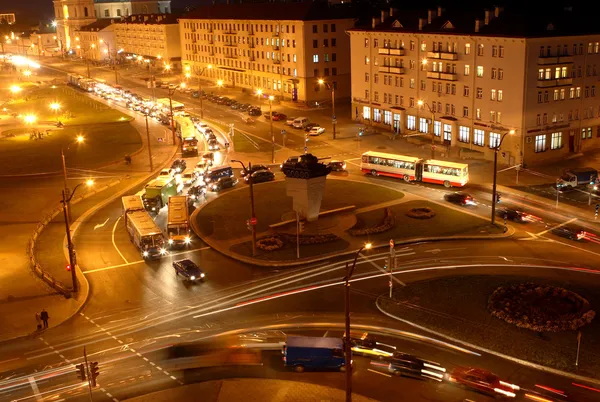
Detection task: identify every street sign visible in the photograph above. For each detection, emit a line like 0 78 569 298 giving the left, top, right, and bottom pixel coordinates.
332 119 337 124
250 217 257 225
389 239 395 248
431 145 436 150
157 137 163 142
389 280 393 288
304 146 308 153
332 115 336 119
281 129 286 135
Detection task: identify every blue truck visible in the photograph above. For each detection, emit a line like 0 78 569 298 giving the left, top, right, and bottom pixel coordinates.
283 336 346 373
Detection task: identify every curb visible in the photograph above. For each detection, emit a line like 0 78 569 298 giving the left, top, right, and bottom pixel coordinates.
375 294 600 387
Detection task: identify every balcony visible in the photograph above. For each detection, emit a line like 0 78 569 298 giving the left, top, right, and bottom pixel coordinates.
273 59 281 64
248 42 255 48
537 77 573 88
378 65 405 74
378 47 405 56
248 31 255 36
537 55 574 65
225 53 238 59
223 30 237 35
273 45 280 51
427 51 458 61
426 71 458 81
224 42 237 47
272 31 279 36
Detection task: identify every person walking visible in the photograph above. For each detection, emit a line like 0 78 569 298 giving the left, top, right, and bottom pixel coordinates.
35 312 42 331
40 309 49 329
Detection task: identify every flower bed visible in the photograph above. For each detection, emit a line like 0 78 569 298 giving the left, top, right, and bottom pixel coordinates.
279 232 339 245
488 283 596 332
405 207 436 219
348 208 395 236
256 236 284 251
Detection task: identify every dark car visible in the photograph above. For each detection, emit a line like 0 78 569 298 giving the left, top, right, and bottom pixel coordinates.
248 107 262 116
210 176 238 192
388 352 446 381
304 122 319 132
238 103 251 112
207 139 220 151
496 207 541 223
245 169 275 184
188 183 207 201
222 98 234 106
550 225 586 241
263 111 278 120
443 192 475 206
173 259 205 282
170 159 187 174
240 164 269 177
272 113 287 121
230 101 241 109
328 160 347 172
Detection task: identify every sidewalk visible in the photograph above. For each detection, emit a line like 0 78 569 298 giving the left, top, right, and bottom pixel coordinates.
124 378 377 402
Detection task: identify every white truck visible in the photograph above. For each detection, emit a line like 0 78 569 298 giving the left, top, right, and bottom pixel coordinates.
167 196 191 248
557 168 598 189
125 210 167 259
121 195 144 225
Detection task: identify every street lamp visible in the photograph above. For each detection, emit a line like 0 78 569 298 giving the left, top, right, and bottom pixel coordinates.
10 85 21 94
193 64 212 118
345 242 372 402
24 114 37 125
23 69 32 80
62 179 94 293
318 79 337 140
231 160 257 257
490 129 515 225
417 99 436 159
261 93 275 163
49 102 61 122
62 135 85 223
164 63 171 74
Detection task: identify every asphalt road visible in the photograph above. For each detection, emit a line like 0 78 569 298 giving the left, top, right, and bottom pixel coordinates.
3 59 600 402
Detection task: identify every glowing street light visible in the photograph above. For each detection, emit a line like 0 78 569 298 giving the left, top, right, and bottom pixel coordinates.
217 79 224 87
180 82 186 88
164 63 171 71
255 88 263 96
184 72 191 79
23 70 32 78
10 85 21 94
24 114 37 124
76 135 85 143
50 102 61 111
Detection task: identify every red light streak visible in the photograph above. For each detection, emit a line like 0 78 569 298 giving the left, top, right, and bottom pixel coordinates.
572 382 600 393
535 384 566 396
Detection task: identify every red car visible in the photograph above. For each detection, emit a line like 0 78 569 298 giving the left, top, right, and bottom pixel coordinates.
272 113 287 121
449 367 520 398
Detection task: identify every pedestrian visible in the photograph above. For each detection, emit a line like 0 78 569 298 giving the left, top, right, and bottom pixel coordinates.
35 312 42 331
124 154 132 165
40 309 49 329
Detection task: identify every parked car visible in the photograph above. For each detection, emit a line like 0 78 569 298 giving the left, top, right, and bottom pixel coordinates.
449 367 520 398
443 192 475 206
304 122 319 132
230 101 241 109
286 117 297 126
328 160 347 172
170 159 187 174
263 111 278 120
210 176 238 192
388 352 446 381
550 225 586 241
248 107 262 116
238 103 251 112
240 164 269 177
496 207 541 223
244 169 275 184
173 259 205 282
272 113 287 121
308 126 326 136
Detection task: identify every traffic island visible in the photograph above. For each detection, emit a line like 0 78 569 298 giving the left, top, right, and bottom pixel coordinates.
377 275 600 377
192 178 508 266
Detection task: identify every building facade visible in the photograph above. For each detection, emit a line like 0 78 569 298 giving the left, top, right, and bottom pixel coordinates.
94 0 171 19
349 6 600 165
75 19 114 61
179 2 355 103
0 13 16 24
114 14 180 69
53 0 97 52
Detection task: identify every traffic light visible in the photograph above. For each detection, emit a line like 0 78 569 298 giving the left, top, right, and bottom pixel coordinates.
298 221 305 233
89 362 99 387
66 264 71 272
75 364 86 381
246 219 251 231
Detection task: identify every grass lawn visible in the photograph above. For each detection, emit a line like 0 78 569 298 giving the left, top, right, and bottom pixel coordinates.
230 237 350 261
4 85 132 126
380 275 600 376
0 122 141 174
232 129 273 154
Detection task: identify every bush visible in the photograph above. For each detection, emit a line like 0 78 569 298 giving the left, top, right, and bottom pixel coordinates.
488 283 596 332
348 208 395 236
279 232 339 245
406 207 436 219
256 236 284 251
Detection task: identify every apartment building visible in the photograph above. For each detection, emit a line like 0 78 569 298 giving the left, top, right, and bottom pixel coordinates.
0 13 16 24
94 0 171 19
114 14 181 69
348 5 600 165
75 19 115 61
179 2 355 103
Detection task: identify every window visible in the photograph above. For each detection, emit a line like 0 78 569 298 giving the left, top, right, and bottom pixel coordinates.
534 134 547 152
477 44 484 56
498 90 503 101
491 89 496 100
421 80 427 91
476 108 481 120
537 92 543 103
373 108 381 122
419 117 428 133
463 86 470 97
364 89 369 99
332 39 337 47
323 23 328 33
409 98 415 107
324 54 330 62
410 40 415 51
464 65 470 76
474 129 485 146
476 87 483 99
324 68 329 76
490 111 497 122
491 68 497 79
499 45 504 57
384 110 392 125
560 88 565 100
538 69 544 80
374 92 379 102
312 25 318 33
576 87 581 98
554 89 559 101
543 113 548 123
314 68 319 77
463 106 469 117
489 132 500 149
104 9 109 17
498 68 504 80
407 115 416 130
551 132 562 149
363 106 371 120
332 68 337 76
544 91 549 102
364 38 369 47
374 39 379 48
570 87 575 99
465 43 471 54
561 67 568 78
331 23 336 32
365 73 369 82
332 53 336 62
374 74 379 84
492 46 498 57
459 126 470 143
421 42 427 51
585 86 589 97
365 56 369 65
409 78 415 88
476 66 484 77
536 114 541 125
593 86 596 97
313 39 318 48
313 54 319 63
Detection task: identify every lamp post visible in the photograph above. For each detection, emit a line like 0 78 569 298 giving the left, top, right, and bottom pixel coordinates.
490 129 514 225
168 86 178 146
268 95 275 163
417 99 436 159
62 179 94 293
144 113 154 172
345 242 372 402
192 64 212 119
49 102 61 122
318 79 336 140
231 160 257 257
61 135 85 223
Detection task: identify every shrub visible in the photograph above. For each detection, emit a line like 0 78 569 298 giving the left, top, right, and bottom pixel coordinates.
256 236 284 251
406 207 436 219
279 232 339 245
348 208 395 236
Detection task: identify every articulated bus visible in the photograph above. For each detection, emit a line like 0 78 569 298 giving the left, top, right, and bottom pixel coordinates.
361 151 469 188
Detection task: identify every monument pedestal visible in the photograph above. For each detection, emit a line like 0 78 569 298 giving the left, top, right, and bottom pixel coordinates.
285 176 327 222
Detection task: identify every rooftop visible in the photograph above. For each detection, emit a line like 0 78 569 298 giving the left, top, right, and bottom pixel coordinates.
78 19 114 32
182 1 356 21
117 13 179 25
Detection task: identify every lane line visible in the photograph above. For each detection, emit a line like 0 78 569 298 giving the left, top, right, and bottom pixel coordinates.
27 377 43 402
367 369 391 378
112 216 128 264
359 252 407 286
536 217 578 236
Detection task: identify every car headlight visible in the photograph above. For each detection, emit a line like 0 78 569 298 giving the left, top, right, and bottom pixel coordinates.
160 248 167 255
143 251 149 257
212 184 217 189
184 237 191 244
168 239 174 244
190 276 196 280
152 207 156 211
191 194 196 200
200 273 205 278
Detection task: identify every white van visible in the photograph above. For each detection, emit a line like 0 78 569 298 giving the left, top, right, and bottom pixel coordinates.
293 117 309 129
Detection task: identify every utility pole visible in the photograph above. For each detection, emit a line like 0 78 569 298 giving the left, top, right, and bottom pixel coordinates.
83 347 94 401
168 90 176 146
61 148 72 223
145 114 154 172
389 239 395 298
344 261 352 402
62 190 78 293
248 161 257 257
331 85 337 140
269 96 275 163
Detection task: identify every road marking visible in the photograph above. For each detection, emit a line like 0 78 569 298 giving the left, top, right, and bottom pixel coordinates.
360 252 406 286
83 246 211 274
94 217 110 230
111 216 128 264
0 357 20 364
367 369 391 378
27 377 43 402
536 217 577 237
518 232 554 242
